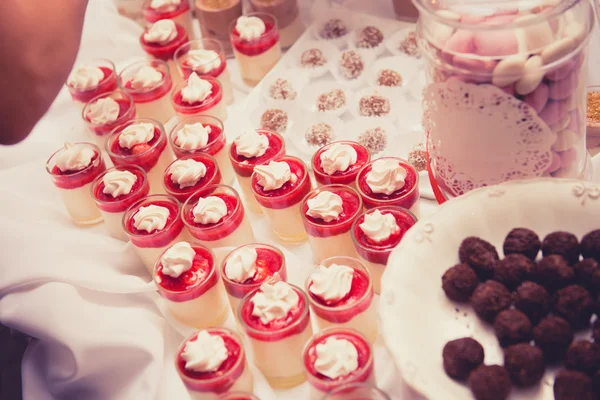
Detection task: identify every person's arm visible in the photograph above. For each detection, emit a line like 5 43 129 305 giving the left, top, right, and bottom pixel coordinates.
0 0 89 145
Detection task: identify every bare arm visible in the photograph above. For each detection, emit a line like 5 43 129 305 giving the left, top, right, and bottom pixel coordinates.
0 0 89 145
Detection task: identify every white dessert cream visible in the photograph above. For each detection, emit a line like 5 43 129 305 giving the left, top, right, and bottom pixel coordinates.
131 66 163 90
150 0 182 9
160 241 195 278
233 131 270 213
175 123 210 151
254 160 293 191
314 337 359 379
193 196 227 224
129 65 174 124
236 16 266 41
144 19 178 44
67 65 104 91
319 143 357 176
306 191 343 222
366 159 407 195
182 73 213 104
169 159 207 189
119 122 155 149
97 169 138 241
309 263 353 302
187 49 222 73
86 97 120 125
225 247 258 284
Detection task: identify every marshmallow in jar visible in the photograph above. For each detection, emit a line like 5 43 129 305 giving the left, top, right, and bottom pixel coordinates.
415 0 594 199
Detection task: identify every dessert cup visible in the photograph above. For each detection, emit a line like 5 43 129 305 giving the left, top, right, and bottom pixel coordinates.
123 194 189 274
170 115 235 184
66 59 118 109
154 243 230 328
46 142 106 225
91 165 150 241
322 383 391 400
221 243 287 316
106 118 175 195
176 328 254 398
171 75 227 121
301 185 363 262
312 141 370 191
306 257 378 343
351 206 417 294
140 20 188 85
174 39 233 104
195 0 242 57
218 393 260 400
303 328 375 400
142 0 195 38
163 154 222 202
247 0 304 48
229 129 285 213
230 13 282 87
182 185 254 248
118 59 175 124
251 156 312 243
238 281 313 388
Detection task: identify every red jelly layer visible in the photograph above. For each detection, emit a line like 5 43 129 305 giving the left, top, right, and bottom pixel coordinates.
172 123 225 158
252 157 312 209
143 0 190 22
93 167 150 213
180 53 227 80
86 98 136 137
302 189 361 237
185 193 243 241
140 24 189 61
109 127 167 172
313 143 370 186
50 151 106 190
172 78 223 114
231 20 279 56
357 160 419 209
69 67 117 103
163 155 221 202
126 200 184 248
229 130 285 177
123 71 172 103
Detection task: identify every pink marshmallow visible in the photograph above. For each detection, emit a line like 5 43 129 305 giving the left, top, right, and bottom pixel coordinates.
444 30 476 55
474 31 518 56
558 147 577 167
548 70 579 101
524 83 549 113
538 99 567 126
452 56 496 82
545 151 562 173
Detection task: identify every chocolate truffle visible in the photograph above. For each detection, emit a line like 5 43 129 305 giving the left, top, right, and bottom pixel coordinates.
592 318 600 342
356 26 384 48
552 284 594 329
398 31 421 58
357 127 387 154
339 50 364 80
554 370 594 400
260 109 288 133
503 228 541 260
565 340 600 375
468 365 511 400
459 237 499 279
534 254 574 292
573 258 599 289
442 264 479 302
533 315 573 362
471 281 511 322
320 18 348 39
493 309 533 347
359 95 391 117
503 344 545 387
442 337 484 380
317 89 346 111
268 78 297 100
305 122 333 147
493 254 534 290
513 281 551 323
300 48 326 67
581 229 600 261
541 231 580 264
408 142 427 172
591 268 600 294
377 69 403 87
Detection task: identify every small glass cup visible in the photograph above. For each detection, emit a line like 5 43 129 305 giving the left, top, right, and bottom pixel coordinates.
171 76 227 122
312 141 371 191
142 0 195 37
195 0 243 57
247 0 304 49
163 153 222 202
140 21 188 86
322 383 391 400
66 59 117 109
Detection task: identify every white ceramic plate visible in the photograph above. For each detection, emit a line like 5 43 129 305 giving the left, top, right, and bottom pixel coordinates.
379 178 600 400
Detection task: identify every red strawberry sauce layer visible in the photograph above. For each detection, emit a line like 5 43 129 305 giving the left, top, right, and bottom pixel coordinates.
313 142 370 186
302 189 361 237
155 245 218 302
180 53 227 80
229 130 285 177
163 155 221 202
69 67 117 103
252 157 312 209
308 268 373 323
222 247 287 299
172 123 225 158
86 98 136 137
109 127 167 172
123 71 172 103
93 167 149 213
126 200 184 248
184 193 243 241
176 329 245 393
143 0 190 22
357 160 418 209
50 151 106 190
231 20 279 56
353 208 416 265
140 24 189 61
172 78 223 114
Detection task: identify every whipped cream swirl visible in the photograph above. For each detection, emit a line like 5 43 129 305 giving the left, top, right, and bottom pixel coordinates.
254 161 292 191
144 19 177 44
118 122 155 149
236 16 266 41
251 281 299 324
169 159 207 188
314 337 359 379
160 242 195 278
174 123 211 151
225 247 258 283
359 209 400 243
130 66 163 90
86 97 120 125
55 143 96 173
320 143 357 175
150 0 181 10
182 73 213 104
67 65 105 90
193 196 227 225
309 263 353 302
366 159 407 195
181 330 229 373
306 191 343 222
186 49 222 73
133 204 169 233
234 131 269 158
102 170 137 198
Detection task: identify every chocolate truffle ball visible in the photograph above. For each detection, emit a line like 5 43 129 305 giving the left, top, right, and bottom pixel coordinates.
459 237 500 279
552 284 595 329
565 340 600 375
260 108 288 133
300 48 326 67
533 315 573 362
442 337 485 380
592 318 600 342
356 26 384 48
494 309 533 347
359 95 390 117
468 365 511 400
534 254 574 292
442 264 479 302
503 228 541 260
493 254 534 290
542 231 580 264
357 127 387 154
573 258 599 290
503 343 545 387
554 370 595 400
513 281 551 323
339 50 364 80
471 281 511 322
305 122 333 147
320 18 348 39
581 229 600 262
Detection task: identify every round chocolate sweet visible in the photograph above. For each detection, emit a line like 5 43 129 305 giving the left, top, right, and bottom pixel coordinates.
533 315 573 362
554 369 595 400
471 281 511 322
552 284 595 329
534 254 574 292
573 258 599 290
320 18 348 39
268 78 297 101
493 254 534 290
339 50 364 80
592 318 600 342
442 337 485 381
377 69 403 87
260 109 288 133
356 26 384 48
581 229 600 262
442 264 479 302
541 231 580 264
459 237 500 279
493 309 533 348
468 365 511 400
565 340 600 375
305 122 333 147
513 281 551 323
503 228 541 260
357 127 387 154
503 343 545 387
300 48 326 67
359 95 390 117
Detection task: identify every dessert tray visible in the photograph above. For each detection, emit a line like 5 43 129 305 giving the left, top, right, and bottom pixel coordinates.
379 178 600 400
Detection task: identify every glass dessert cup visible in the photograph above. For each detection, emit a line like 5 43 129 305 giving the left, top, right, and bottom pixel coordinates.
123 194 190 274
229 129 285 214
195 0 242 57
306 257 378 344
170 115 235 185
140 21 188 86
356 157 420 216
171 76 227 121
229 12 282 87
238 283 313 388
142 0 194 38
312 141 371 191
182 185 255 248
251 156 313 244
247 0 304 49
301 185 363 263
163 153 222 202
117 59 175 125
303 328 375 400
220 243 287 317
46 142 106 225
106 118 175 195
218 393 260 400
174 39 234 104
155 244 230 328
91 165 150 241
322 383 391 400
66 59 117 110
351 206 417 294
